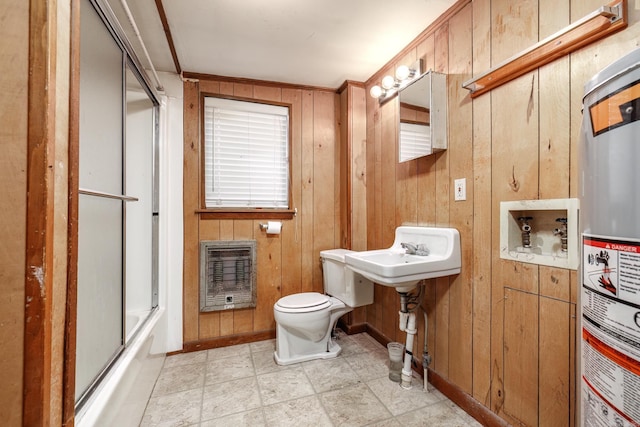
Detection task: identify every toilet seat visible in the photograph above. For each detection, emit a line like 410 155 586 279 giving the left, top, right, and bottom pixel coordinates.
275 292 331 313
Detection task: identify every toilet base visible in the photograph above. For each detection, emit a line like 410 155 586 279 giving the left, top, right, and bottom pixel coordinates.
273 338 342 366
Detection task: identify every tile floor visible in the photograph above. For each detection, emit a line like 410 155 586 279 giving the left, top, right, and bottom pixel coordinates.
141 331 483 426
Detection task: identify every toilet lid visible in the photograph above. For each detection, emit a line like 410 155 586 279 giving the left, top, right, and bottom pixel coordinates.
276 292 330 311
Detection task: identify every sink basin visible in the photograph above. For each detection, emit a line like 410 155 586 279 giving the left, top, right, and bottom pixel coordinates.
344 226 461 292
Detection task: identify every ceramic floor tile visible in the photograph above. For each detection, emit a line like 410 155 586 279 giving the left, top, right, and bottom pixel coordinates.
367 375 444 416
257 366 315 405
205 352 254 384
151 362 205 397
162 350 207 369
424 384 448 401
367 418 403 427
447 400 484 426
140 388 202 427
302 357 361 393
142 333 479 427
201 376 262 420
345 347 389 382
350 332 386 353
395 400 469 426
249 339 275 353
252 348 293 375
200 408 266 427
263 395 332 427
319 382 392 426
333 333 371 357
466 415 484 426
207 342 251 360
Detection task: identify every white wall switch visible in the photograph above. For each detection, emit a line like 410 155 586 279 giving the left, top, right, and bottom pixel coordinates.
454 178 466 201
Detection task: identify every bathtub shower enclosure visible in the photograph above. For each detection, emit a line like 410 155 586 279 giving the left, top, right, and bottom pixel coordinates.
75 0 160 412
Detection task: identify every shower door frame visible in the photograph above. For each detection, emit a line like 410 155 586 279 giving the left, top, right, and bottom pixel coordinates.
64 0 160 418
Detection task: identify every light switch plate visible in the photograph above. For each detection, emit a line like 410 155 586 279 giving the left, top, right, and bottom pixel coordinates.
454 178 466 201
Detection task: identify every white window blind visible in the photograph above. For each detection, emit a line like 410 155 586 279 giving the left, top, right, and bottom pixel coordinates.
399 122 431 162
204 97 289 208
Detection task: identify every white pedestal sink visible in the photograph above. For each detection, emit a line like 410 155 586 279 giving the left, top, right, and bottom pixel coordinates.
344 226 461 292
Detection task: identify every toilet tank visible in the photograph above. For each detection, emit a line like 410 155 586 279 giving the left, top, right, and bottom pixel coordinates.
320 249 374 307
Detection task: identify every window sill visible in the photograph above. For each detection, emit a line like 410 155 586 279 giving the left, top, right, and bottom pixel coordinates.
196 208 296 220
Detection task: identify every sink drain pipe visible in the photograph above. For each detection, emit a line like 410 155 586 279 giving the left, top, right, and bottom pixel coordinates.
398 292 418 389
398 285 431 391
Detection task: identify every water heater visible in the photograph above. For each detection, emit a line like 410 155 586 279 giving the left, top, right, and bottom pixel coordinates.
579 48 640 426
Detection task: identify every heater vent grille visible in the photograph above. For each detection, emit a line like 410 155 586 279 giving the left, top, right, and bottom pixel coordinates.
200 240 257 312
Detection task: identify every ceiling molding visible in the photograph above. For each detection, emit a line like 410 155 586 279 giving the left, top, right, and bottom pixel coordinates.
181 71 339 93
154 0 181 74
337 80 366 94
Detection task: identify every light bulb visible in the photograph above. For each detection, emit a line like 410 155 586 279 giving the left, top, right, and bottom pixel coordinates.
395 65 410 81
370 85 383 99
381 75 396 90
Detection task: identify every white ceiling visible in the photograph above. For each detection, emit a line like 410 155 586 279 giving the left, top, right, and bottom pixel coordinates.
109 0 456 89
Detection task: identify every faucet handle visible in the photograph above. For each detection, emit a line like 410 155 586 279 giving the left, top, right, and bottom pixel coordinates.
415 244 430 256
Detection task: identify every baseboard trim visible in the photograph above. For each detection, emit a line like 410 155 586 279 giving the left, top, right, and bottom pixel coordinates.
427 369 509 427
337 319 367 335
364 324 391 347
171 330 276 355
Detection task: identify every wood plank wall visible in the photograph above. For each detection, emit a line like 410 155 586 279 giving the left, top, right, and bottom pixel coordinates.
364 0 640 426
339 82 368 327
0 0 71 424
182 78 343 346
0 1 29 424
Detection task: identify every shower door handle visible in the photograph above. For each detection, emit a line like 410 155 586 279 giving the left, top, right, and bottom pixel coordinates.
79 188 139 202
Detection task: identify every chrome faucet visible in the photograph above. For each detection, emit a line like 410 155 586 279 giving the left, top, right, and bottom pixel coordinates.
401 242 430 256
401 242 417 254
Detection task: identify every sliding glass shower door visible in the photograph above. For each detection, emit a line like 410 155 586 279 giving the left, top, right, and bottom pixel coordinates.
76 0 125 403
124 64 158 338
75 0 159 407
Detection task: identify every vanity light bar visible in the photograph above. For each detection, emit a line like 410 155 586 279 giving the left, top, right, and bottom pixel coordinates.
370 59 423 105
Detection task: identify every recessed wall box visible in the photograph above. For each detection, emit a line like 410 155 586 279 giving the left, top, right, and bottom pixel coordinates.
500 198 579 270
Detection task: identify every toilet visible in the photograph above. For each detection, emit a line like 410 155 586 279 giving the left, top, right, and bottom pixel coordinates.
273 249 374 365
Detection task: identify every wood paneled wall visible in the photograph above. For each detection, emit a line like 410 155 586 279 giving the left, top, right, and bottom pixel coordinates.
0 2 29 424
339 81 368 327
182 78 343 345
364 0 640 425
0 0 71 424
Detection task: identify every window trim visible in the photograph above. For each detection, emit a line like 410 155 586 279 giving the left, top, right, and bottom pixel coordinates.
198 93 294 219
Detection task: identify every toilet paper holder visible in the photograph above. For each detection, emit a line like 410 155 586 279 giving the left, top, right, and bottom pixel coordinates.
259 209 294 233
259 221 283 233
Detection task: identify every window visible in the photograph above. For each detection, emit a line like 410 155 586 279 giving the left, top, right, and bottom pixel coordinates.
203 96 290 209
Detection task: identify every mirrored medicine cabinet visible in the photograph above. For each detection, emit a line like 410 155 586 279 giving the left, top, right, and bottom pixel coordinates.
398 71 447 162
